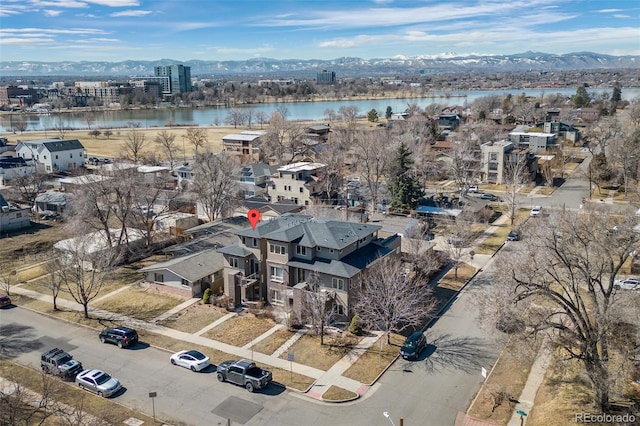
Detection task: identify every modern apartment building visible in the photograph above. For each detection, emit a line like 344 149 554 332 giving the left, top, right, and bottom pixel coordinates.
316 70 336 84
270 162 326 206
154 65 192 94
217 213 401 315
509 130 557 154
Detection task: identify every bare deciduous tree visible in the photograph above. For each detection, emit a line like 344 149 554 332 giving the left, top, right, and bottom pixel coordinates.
123 127 147 164
482 207 640 412
192 151 238 221
0 260 17 296
255 111 268 129
12 171 49 205
501 158 529 225
354 130 394 213
442 212 478 279
56 225 121 318
154 130 179 169
225 108 245 129
43 254 64 311
184 128 208 155
354 256 438 344
299 273 337 345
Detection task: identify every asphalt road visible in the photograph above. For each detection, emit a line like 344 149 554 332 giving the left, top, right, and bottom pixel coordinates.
1 270 502 426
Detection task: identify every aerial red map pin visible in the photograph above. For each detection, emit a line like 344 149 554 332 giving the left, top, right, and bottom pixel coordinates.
248 209 260 230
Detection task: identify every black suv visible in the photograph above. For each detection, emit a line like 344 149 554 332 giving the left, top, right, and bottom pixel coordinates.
41 348 83 381
400 331 427 360
99 326 139 348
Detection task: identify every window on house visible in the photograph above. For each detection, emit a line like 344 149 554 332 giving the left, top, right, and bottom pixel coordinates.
252 238 257 247
270 266 284 282
299 187 304 193
70 153 73 158
270 244 286 255
331 277 345 291
55 155 58 159
181 279 189 287
293 198 298 204
296 246 306 256
271 289 283 303
154 273 164 282
335 304 346 315
229 257 239 268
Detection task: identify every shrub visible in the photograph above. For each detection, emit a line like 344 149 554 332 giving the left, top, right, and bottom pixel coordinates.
348 315 363 335
202 288 212 304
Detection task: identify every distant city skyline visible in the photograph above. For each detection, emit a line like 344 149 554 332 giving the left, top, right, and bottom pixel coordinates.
1 0 638 63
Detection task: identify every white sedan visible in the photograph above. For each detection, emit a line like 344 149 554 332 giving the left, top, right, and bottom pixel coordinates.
614 278 640 290
170 350 211 372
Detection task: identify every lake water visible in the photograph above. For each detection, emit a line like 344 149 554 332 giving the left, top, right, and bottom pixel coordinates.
2 87 639 132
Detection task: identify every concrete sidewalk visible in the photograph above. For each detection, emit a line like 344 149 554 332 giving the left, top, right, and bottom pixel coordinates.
10 285 345 396
506 347 551 426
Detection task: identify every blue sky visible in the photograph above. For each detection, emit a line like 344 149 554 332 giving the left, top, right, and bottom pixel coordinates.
1 0 638 62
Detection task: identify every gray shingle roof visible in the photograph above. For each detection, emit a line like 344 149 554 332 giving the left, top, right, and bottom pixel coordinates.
139 249 224 282
217 244 253 257
24 139 84 152
236 213 382 250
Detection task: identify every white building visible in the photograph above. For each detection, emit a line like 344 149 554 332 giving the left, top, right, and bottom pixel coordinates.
16 139 85 172
0 194 30 233
270 162 326 206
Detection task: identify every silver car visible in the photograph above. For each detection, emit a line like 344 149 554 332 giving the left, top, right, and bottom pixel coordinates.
75 369 122 397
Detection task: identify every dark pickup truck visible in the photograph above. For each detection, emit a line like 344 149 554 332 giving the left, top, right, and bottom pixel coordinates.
40 348 84 381
216 359 273 392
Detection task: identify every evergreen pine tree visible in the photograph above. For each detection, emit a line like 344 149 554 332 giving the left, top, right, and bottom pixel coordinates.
388 142 423 212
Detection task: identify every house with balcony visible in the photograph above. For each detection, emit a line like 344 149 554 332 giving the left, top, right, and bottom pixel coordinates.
269 162 326 206
16 138 85 172
542 121 581 145
236 163 275 199
480 140 538 184
508 130 556 154
222 131 264 162
217 213 401 315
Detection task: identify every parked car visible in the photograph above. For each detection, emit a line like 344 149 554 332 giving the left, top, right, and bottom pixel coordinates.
0 294 11 307
40 348 83 381
99 326 138 348
614 278 640 290
75 369 122 398
507 230 521 241
170 350 210 372
216 359 273 392
400 331 427 360
530 206 542 217
468 185 479 193
480 193 499 201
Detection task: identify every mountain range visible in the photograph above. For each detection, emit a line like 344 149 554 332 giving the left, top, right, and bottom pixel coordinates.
1 52 638 77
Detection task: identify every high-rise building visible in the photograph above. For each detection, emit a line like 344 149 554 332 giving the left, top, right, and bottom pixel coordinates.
153 65 192 94
316 70 336 84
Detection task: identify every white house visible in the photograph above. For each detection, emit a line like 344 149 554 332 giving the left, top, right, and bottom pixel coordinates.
0 194 30 233
16 138 85 172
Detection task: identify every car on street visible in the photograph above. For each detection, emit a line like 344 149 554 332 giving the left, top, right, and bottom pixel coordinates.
614 278 640 290
216 359 273 392
99 326 138 348
75 369 122 397
468 185 479 193
480 193 499 201
530 206 542 217
40 348 84 381
0 294 11 307
400 331 427 360
170 350 210 372
506 230 521 241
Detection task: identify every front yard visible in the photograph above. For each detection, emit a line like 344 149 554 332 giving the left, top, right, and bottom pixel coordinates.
160 302 227 333
342 333 404 384
202 314 277 347
92 283 184 321
279 333 363 371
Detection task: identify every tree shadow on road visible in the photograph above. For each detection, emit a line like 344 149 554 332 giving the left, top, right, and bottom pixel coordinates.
0 322 43 358
397 332 495 375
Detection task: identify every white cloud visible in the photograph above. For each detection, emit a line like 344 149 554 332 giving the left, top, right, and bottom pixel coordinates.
613 14 631 18
43 9 62 17
1 37 56 45
598 9 623 13
85 0 140 6
109 9 151 17
30 0 88 8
